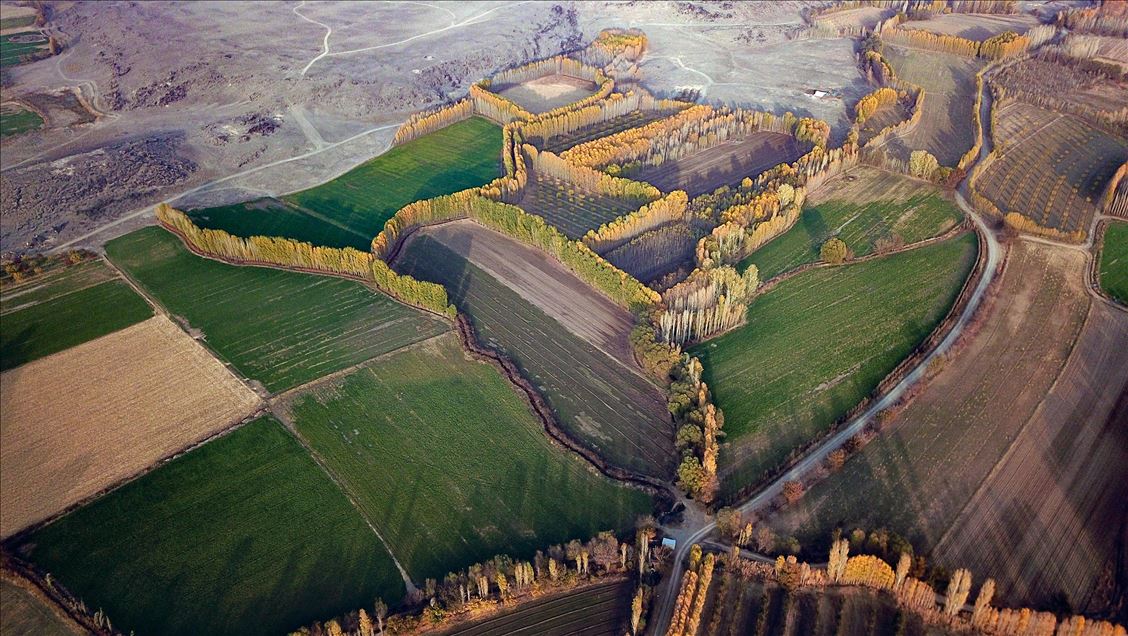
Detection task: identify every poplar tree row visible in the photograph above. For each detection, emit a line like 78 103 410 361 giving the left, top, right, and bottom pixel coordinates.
583 190 688 253
668 356 726 501
391 99 472 146
524 144 659 201
158 205 455 318
659 265 758 344
604 223 699 284
881 23 1030 60
580 28 649 67
516 90 688 147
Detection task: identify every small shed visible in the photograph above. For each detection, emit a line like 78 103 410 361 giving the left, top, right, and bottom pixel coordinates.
661 537 677 549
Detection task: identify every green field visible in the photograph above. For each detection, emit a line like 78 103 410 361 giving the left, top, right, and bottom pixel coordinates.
1098 222 1128 304
0 259 153 371
0 580 80 636
692 234 978 497
187 198 369 251
739 193 962 280
290 333 651 581
396 236 674 478
20 416 404 636
0 33 47 67
517 174 645 240
438 579 632 636
0 14 37 30
105 227 449 392
0 104 44 137
187 117 502 250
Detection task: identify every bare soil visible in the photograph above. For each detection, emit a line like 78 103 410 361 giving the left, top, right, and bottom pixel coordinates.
0 315 261 538
494 74 597 114
631 131 803 197
930 297 1128 614
901 13 1039 41
415 220 637 367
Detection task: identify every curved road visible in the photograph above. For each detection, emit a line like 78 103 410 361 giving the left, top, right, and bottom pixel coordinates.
649 73 1003 636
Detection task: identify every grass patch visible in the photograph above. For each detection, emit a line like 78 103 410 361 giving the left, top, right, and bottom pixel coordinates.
739 193 963 280
105 227 449 392
290 333 651 581
396 236 674 478
692 234 978 497
20 416 404 636
1099 222 1128 304
0 33 47 67
0 267 153 371
184 117 501 249
0 104 44 137
186 198 369 250
0 15 37 30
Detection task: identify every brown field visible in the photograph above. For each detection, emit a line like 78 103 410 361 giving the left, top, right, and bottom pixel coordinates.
0 577 83 636
0 315 261 538
631 131 803 198
858 102 910 146
1094 35 1128 71
977 102 1128 235
765 241 1123 611
931 298 1128 614
901 13 1039 41
494 74 598 115
806 166 940 207
414 220 637 366
880 46 983 166
814 6 889 31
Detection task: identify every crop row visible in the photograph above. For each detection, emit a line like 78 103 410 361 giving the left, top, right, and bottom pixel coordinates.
518 174 641 239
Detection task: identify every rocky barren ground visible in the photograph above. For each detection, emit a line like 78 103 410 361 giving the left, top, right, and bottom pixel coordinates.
0 0 866 254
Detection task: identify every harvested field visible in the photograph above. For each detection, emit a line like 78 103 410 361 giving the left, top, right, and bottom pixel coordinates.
188 117 502 250
693 235 978 499
0 102 43 137
693 573 935 636
1098 222 1128 304
857 102 909 146
539 109 685 154
395 235 674 478
881 47 983 166
187 197 369 251
629 132 803 198
977 102 1128 235
739 168 964 280
20 90 96 128
930 300 1128 613
765 242 1123 613
814 6 889 31
106 227 449 392
0 315 260 538
900 13 1038 41
418 220 636 363
287 333 650 582
0 578 83 636
19 416 405 636
494 74 598 114
437 579 632 636
516 172 645 240
0 258 153 371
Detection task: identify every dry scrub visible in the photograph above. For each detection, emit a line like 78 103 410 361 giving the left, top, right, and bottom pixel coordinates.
0 315 261 537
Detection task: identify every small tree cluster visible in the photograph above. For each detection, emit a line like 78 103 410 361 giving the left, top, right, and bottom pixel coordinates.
669 356 725 501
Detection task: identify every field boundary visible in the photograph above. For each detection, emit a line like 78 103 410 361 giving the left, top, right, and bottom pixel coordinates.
454 315 674 503
1089 219 1128 310
269 407 419 598
2 554 100 636
1 405 265 546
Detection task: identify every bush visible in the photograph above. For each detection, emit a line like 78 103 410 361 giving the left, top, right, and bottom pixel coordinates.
820 237 849 264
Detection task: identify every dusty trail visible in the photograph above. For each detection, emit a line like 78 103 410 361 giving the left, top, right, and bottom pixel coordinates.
294 0 332 76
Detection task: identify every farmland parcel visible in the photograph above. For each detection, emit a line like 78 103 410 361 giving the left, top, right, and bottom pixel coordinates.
766 242 1127 613
287 333 651 582
1099 222 1128 304
437 579 632 636
0 579 83 636
105 227 449 392
0 259 152 371
20 417 405 636
630 132 803 198
395 234 674 478
693 234 978 499
187 116 503 250
0 315 259 537
739 168 963 280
